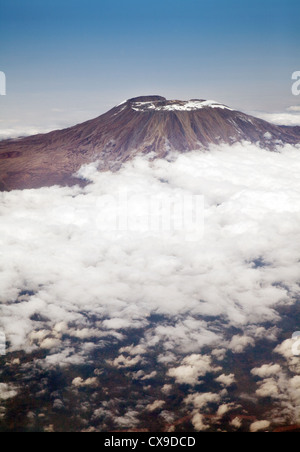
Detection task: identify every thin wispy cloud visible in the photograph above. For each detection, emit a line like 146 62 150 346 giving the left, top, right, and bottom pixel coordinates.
251 109 300 126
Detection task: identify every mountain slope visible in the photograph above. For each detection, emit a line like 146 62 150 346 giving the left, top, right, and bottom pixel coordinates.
0 95 299 191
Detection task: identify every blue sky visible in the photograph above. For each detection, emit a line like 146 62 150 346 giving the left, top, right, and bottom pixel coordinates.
0 0 299 134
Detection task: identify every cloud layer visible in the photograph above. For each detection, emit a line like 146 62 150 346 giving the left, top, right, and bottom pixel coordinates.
1 141 300 431
251 109 300 126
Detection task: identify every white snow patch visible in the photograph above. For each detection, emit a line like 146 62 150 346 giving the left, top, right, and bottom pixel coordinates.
117 100 128 107
131 100 233 112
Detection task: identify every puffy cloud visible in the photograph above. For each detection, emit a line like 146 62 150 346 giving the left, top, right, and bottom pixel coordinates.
215 374 236 387
274 339 300 375
0 383 18 400
103 318 141 330
185 391 225 431
167 354 220 386
72 377 98 388
191 412 209 432
184 392 222 409
255 379 280 398
40 338 61 350
229 335 255 354
230 417 242 429
114 410 140 429
250 420 271 432
161 384 173 395
53 399 64 411
42 348 86 367
216 403 235 418
251 364 282 379
107 354 143 369
141 371 157 381
146 400 166 412
144 320 221 354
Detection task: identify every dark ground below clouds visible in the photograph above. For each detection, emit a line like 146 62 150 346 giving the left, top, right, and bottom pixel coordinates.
1 306 300 433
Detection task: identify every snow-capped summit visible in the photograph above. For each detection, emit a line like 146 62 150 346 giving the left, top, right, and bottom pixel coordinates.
130 98 233 112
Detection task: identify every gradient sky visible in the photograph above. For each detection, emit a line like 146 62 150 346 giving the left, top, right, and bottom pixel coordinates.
0 0 300 135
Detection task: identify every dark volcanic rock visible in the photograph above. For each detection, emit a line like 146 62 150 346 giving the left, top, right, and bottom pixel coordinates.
0 96 299 191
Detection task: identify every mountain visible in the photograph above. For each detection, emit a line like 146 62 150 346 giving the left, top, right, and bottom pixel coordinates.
0 95 300 191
